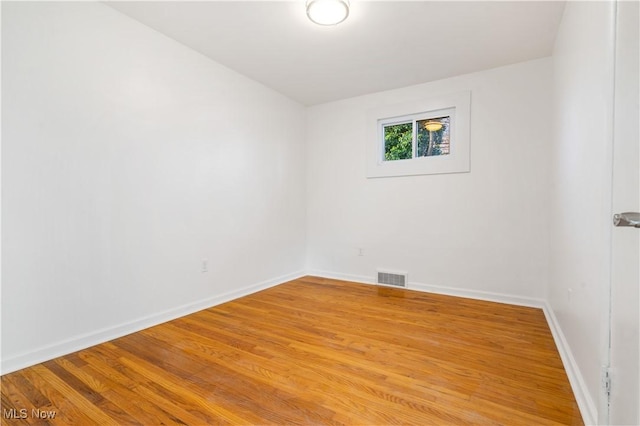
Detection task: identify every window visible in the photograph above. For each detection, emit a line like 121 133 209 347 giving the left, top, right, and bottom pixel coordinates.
366 91 470 178
382 114 451 161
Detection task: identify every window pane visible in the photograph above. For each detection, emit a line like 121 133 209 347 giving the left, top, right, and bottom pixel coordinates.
384 122 413 161
416 116 450 157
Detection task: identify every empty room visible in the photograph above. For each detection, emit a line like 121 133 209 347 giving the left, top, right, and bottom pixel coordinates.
1 0 638 424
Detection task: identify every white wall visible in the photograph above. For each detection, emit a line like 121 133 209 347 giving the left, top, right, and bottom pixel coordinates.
1 2 307 372
306 58 552 300
549 1 616 423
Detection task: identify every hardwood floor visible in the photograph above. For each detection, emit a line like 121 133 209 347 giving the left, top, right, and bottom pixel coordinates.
1 276 583 425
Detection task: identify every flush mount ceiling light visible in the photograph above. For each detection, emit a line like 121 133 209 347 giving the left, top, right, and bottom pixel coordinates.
306 0 350 26
424 121 443 132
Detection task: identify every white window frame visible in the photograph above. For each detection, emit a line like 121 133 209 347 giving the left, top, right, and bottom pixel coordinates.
366 91 471 178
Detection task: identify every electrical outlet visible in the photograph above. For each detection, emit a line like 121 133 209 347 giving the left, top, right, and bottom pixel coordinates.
358 248 364 256
202 259 208 273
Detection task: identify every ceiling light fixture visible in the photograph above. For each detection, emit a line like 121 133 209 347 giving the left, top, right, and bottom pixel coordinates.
424 121 443 132
306 0 350 26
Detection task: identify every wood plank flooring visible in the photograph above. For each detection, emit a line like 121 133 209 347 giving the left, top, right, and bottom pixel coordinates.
1 276 583 425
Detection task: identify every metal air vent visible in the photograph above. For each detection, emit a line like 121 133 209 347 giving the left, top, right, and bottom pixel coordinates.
377 270 408 288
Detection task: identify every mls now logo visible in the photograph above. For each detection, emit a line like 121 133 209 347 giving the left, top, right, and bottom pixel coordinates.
3 408 57 420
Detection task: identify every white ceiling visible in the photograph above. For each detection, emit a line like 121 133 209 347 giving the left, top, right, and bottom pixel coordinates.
106 1 566 106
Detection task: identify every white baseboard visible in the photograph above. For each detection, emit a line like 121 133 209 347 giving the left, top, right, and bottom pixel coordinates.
308 269 546 308
306 269 375 285
308 270 596 425
408 281 547 309
1 270 305 375
541 301 598 425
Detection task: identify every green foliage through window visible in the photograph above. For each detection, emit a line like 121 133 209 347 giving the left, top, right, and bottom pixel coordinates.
384 123 412 161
